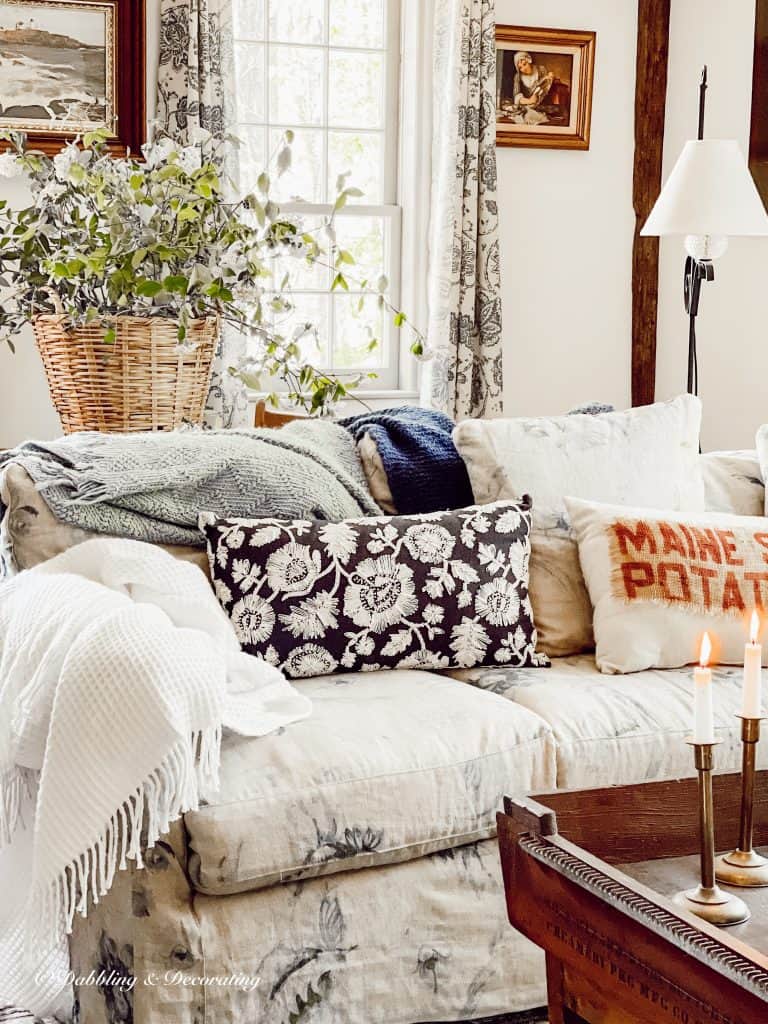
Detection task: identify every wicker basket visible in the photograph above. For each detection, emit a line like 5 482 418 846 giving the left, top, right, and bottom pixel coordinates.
33 314 218 434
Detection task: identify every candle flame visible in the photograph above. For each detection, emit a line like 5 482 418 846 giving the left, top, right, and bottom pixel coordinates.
700 632 712 668
751 610 761 645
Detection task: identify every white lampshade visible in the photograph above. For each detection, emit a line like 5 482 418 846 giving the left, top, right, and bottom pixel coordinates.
641 139 768 237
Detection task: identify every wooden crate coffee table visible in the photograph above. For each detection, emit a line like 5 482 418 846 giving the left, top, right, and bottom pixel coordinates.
498 772 768 1024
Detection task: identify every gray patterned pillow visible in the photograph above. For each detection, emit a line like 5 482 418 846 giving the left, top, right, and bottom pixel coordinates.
200 500 549 678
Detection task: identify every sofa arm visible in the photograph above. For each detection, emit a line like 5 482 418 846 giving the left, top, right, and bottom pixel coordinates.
0 462 94 574
0 463 211 578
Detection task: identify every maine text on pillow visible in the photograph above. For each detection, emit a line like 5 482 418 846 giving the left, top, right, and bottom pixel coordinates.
608 518 768 615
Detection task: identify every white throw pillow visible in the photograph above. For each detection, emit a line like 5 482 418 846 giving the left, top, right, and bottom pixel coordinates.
566 496 768 674
702 450 764 517
753 426 768 515
453 396 705 656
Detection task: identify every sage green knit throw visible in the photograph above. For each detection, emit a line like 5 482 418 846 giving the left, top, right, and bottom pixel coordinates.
0 422 380 547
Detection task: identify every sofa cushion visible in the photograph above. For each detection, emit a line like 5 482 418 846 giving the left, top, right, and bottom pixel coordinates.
184 668 555 895
449 655 763 790
755 426 768 514
357 432 397 514
702 449 764 517
453 395 704 659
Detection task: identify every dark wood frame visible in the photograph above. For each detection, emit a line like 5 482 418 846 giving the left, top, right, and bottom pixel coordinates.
0 0 146 156
749 0 768 206
495 25 596 151
631 0 670 407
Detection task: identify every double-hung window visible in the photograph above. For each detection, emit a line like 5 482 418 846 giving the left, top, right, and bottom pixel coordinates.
232 0 402 391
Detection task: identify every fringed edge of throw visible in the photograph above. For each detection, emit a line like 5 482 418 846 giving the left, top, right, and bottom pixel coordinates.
33 468 107 506
0 767 36 847
29 726 221 956
30 442 114 505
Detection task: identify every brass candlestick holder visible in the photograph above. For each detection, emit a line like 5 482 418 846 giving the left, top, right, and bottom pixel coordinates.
716 716 768 887
673 739 750 926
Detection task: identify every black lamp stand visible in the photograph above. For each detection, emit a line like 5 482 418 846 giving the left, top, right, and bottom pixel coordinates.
684 66 714 397
684 254 713 395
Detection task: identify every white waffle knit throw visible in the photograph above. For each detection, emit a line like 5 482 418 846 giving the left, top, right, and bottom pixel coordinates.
0 537 312 1017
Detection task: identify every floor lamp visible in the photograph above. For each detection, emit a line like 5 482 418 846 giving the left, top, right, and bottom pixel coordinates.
641 69 768 395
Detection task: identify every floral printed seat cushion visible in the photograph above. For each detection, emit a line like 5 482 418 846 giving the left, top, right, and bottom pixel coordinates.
448 654 757 792
184 668 556 895
200 499 549 678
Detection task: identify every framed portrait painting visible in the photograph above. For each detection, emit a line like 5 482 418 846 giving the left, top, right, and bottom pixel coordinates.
496 25 596 150
0 0 145 154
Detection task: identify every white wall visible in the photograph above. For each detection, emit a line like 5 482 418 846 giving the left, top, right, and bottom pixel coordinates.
655 0 767 450
496 0 638 418
2 3 764 449
497 0 768 450
0 3 160 448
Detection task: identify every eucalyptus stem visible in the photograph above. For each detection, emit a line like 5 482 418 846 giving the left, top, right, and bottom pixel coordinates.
0 126 425 414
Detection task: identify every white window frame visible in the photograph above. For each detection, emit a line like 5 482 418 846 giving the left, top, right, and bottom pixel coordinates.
396 0 432 399
232 0 405 393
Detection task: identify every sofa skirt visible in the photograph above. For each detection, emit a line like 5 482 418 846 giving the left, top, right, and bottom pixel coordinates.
69 826 546 1023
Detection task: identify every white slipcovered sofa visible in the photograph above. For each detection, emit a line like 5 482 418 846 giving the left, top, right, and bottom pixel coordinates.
0 449 764 1024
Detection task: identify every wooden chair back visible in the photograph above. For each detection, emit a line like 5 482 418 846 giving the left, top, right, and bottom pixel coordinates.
253 400 308 429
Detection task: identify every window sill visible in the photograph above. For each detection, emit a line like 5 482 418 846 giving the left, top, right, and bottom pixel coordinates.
246 388 419 404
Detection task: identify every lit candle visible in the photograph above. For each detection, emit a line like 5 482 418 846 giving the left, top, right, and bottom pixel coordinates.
742 611 763 719
693 632 715 744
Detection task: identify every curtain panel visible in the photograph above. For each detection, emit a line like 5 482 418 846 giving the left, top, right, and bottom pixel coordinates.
423 0 503 420
157 0 250 428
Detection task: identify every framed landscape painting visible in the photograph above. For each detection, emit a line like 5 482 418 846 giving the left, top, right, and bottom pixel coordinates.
496 24 596 150
0 0 145 154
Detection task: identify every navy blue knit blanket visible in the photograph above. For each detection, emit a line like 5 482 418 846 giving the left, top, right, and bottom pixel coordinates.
340 406 474 515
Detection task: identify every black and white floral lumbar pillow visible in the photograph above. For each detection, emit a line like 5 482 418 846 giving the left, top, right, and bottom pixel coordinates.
200 499 549 679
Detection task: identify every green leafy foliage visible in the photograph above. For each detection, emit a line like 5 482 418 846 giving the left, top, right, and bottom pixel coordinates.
0 127 425 414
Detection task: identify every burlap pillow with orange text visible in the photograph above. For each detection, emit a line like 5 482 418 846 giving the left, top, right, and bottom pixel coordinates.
566 497 768 674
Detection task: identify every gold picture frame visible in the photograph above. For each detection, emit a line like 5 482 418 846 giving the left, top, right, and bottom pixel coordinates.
496 25 596 150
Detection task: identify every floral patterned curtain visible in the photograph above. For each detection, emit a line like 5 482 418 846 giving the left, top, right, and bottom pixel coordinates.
422 0 503 420
157 0 250 428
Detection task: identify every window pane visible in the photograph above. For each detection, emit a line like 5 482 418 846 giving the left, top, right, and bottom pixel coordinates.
269 127 324 202
268 0 325 44
237 127 268 193
270 240 331 292
328 131 383 203
268 46 324 126
334 215 385 285
231 0 395 383
329 0 385 49
271 292 330 366
234 43 265 123
328 51 384 129
332 293 385 369
234 0 265 39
